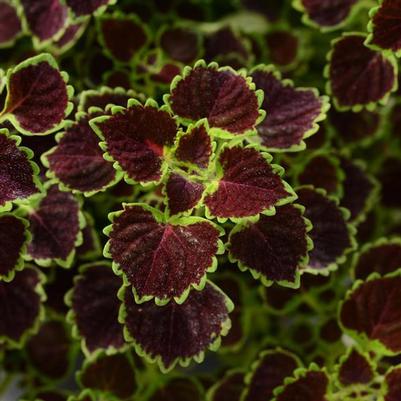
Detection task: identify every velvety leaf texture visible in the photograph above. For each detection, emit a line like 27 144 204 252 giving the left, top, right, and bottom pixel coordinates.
338 350 373 386
297 187 351 270
0 214 27 278
79 354 137 399
2 56 70 134
0 268 42 343
0 1 21 45
244 350 300 401
20 0 68 42
299 0 358 27
66 0 112 16
354 241 401 280
0 131 38 208
46 113 117 193
210 371 245 401
79 89 133 112
108 205 220 302
369 0 401 53
175 123 212 169
251 67 325 149
160 27 200 63
27 184 80 262
123 282 232 370
71 263 125 353
168 65 260 135
149 378 203 401
166 173 204 216
385 368 401 401
340 275 401 353
275 370 329 401
91 104 177 184
205 146 291 219
229 204 308 284
99 15 148 63
328 34 396 109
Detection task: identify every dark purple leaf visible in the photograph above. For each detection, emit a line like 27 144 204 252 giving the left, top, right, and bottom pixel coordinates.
265 30 299 67
66 0 113 16
0 267 44 346
167 62 261 136
76 213 101 260
229 204 310 285
208 371 245 401
337 349 374 386
79 87 138 112
90 101 177 184
165 173 204 216
378 156 401 208
160 26 200 63
52 20 87 53
0 54 72 135
251 66 327 150
149 378 204 401
20 0 68 42
26 184 82 266
103 69 132 89
106 204 222 303
297 187 353 271
45 112 118 195
384 367 401 401
0 129 39 210
340 274 401 354
328 34 396 110
122 281 233 371
0 1 21 46
69 262 125 354
204 145 293 219
98 14 148 63
243 349 301 401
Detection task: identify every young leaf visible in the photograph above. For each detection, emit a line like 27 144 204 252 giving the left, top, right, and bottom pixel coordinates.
43 111 121 196
65 0 115 16
242 349 301 401
228 204 311 287
297 186 354 273
165 60 263 137
90 99 178 185
340 273 401 354
25 184 84 267
383 366 401 401
336 348 374 386
326 33 397 111
0 53 73 135
0 1 22 47
207 370 245 401
250 65 329 151
120 280 233 372
0 128 40 212
204 144 295 221
66 262 125 355
105 203 223 304
0 214 29 282
0 267 45 347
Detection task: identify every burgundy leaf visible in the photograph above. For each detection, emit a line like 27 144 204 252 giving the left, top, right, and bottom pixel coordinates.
296 0 359 28
0 267 44 345
165 173 204 216
27 184 82 265
167 62 261 136
45 113 118 194
69 262 125 354
79 87 137 112
104 69 132 89
20 0 68 42
98 14 148 63
328 34 396 110
160 26 200 63
90 102 177 184
265 30 299 67
209 371 245 401
78 353 137 399
175 122 213 169
0 1 21 46
149 378 204 401
204 145 292 219
52 20 87 53
274 369 329 401
0 54 72 135
76 213 101 260
66 0 113 16
122 281 233 371
378 156 401 208
229 204 309 285
0 130 39 210
0 214 28 280
340 274 401 353
251 66 327 150
243 350 301 401
368 0 401 53
107 204 221 302
297 187 353 271
384 367 401 401
337 349 374 386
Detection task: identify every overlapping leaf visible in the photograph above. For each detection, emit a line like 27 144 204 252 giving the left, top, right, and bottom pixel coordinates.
0 1 22 47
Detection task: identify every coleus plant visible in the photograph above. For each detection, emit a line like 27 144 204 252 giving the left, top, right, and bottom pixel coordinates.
1 0 401 400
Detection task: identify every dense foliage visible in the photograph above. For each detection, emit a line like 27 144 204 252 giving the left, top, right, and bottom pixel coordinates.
1 0 401 400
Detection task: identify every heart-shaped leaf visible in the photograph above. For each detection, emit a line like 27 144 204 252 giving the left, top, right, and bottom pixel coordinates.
336 348 374 386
